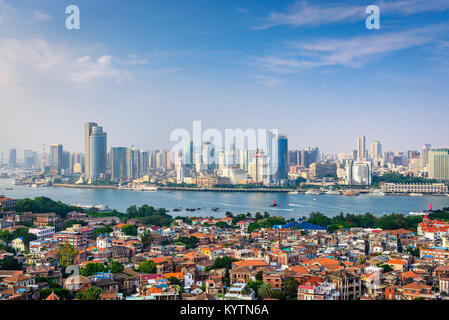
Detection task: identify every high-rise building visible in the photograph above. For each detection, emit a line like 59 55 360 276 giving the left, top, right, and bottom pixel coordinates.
275 135 288 183
84 122 98 178
89 125 107 180
141 151 149 175
202 142 215 171
8 149 16 168
183 141 194 168
24 150 37 168
422 144 432 168
370 141 382 161
347 161 372 185
357 136 366 160
429 148 449 181
111 147 127 181
127 147 141 180
49 144 63 172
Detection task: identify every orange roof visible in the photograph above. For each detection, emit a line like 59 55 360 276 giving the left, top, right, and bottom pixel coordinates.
164 272 184 280
114 223 126 228
387 259 406 265
233 259 269 267
151 257 171 264
289 265 309 275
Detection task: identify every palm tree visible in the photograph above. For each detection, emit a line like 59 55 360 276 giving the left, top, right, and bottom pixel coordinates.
257 283 272 299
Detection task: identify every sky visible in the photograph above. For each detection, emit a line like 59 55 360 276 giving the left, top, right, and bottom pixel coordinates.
1 0 449 160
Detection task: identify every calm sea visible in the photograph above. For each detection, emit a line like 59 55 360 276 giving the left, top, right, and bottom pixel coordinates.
1 179 448 218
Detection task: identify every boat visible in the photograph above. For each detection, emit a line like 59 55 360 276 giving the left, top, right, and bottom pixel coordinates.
31 184 38 188
410 193 424 197
367 190 386 196
305 190 322 195
344 190 359 196
270 199 278 207
5 187 13 190
326 190 339 195
288 191 299 195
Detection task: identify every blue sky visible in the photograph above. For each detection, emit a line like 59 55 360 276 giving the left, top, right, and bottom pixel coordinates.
1 0 449 159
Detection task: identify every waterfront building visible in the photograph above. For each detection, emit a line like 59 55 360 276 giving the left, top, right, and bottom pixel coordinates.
429 148 449 181
127 147 141 180
275 135 289 184
309 162 337 179
382 183 448 194
347 161 372 185
111 147 128 181
84 122 98 177
89 125 107 180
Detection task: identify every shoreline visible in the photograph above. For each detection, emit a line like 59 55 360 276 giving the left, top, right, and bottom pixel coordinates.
49 183 449 196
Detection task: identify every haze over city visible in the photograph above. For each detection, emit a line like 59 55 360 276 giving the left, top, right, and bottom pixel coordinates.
1 0 449 155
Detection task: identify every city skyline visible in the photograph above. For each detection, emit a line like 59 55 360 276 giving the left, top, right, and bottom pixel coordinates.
1 0 449 155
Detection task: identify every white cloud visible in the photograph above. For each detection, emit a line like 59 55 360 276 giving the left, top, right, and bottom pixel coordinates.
0 0 15 23
32 10 52 22
251 25 447 73
250 74 284 87
0 38 126 85
254 0 449 30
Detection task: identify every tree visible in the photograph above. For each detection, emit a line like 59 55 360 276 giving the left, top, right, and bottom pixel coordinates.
121 224 138 236
80 263 108 276
0 256 21 270
255 271 264 281
109 260 124 274
137 260 157 274
257 283 272 299
57 243 79 268
225 211 234 218
140 229 153 249
168 276 182 286
76 286 102 300
283 277 299 298
205 256 237 272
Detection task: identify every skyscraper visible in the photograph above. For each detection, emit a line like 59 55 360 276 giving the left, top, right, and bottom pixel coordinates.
127 147 141 180
184 141 194 168
9 149 16 168
49 144 63 172
422 144 432 168
370 141 382 160
357 136 366 160
111 147 127 181
89 125 107 180
275 135 288 183
84 122 98 178
429 148 449 181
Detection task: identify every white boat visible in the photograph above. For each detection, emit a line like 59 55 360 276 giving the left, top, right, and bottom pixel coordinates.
305 190 322 195
367 190 386 196
288 191 299 195
326 190 339 195
410 193 424 197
